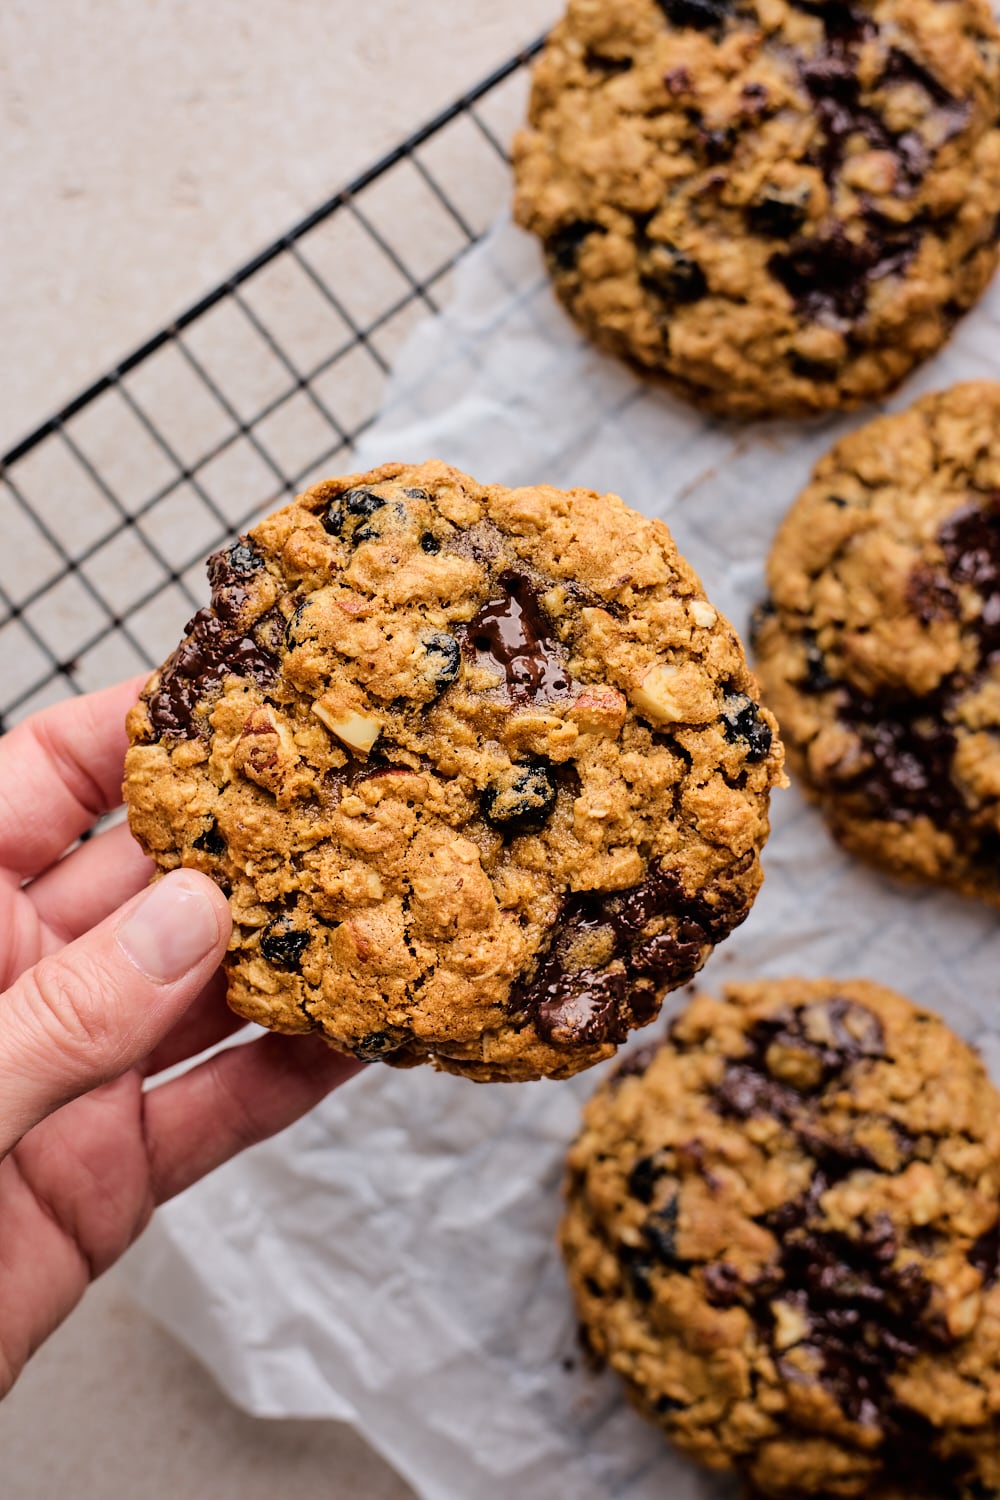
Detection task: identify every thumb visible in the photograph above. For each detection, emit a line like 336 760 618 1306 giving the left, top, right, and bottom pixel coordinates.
0 870 231 1153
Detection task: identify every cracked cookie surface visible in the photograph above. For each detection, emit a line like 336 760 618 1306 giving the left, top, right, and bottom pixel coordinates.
124 461 782 1082
754 381 1000 905
513 0 1000 418
562 977 1000 1496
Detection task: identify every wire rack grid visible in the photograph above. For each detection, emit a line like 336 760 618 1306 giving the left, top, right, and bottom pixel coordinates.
0 40 544 733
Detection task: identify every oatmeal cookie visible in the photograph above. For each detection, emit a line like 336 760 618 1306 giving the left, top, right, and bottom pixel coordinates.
563 977 1000 1496
124 461 782 1082
513 0 1000 418
754 381 1000 904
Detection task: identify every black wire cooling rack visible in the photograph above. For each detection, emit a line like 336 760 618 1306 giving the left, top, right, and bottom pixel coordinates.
0 39 543 732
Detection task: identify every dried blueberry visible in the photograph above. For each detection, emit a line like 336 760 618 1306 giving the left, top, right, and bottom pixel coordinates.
260 919 311 970
627 1154 664 1205
800 635 836 693
749 186 810 238
420 532 441 554
322 498 345 535
656 0 732 27
344 487 387 519
790 351 840 381
218 540 265 577
618 1246 655 1304
422 632 461 691
641 243 708 304
481 763 558 833
721 693 773 762
193 820 226 856
253 607 286 657
644 1197 681 1265
355 1031 406 1060
404 487 429 500
546 221 603 272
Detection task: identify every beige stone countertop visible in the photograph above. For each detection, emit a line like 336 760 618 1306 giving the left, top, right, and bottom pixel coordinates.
0 3 552 1495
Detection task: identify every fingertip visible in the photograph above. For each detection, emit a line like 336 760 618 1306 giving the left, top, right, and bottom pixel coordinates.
116 868 230 985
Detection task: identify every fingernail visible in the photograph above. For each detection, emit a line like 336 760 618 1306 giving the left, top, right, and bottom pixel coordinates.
117 873 222 983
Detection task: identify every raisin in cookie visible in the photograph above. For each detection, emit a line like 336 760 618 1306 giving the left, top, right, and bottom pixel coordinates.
562 978 1000 1497
513 0 1000 419
124 461 783 1083
754 381 1000 904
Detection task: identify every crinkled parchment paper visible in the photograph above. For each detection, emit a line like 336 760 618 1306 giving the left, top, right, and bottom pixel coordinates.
120 217 1000 1500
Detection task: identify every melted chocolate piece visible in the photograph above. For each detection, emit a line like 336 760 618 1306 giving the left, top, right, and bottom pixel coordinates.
969 1219 1000 1289
770 224 919 326
939 495 1000 659
146 607 281 739
707 999 949 1429
838 692 963 824
144 538 282 739
906 563 959 624
511 867 748 1047
765 1211 936 1428
463 573 574 702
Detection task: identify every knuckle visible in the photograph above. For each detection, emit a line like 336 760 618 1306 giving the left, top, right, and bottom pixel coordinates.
14 950 125 1077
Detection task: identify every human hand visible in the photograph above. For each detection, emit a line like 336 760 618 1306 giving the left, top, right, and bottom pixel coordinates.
0 677 360 1396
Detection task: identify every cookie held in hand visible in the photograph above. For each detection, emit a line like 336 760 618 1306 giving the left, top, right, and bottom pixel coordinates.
125 461 782 1082
563 977 1000 1496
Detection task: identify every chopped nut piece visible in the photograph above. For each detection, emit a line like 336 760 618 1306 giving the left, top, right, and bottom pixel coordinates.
312 698 382 754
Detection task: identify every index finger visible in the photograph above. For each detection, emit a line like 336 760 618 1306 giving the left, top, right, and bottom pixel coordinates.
0 675 148 880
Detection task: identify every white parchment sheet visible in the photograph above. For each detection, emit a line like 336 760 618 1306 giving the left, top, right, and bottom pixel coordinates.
121 218 1000 1500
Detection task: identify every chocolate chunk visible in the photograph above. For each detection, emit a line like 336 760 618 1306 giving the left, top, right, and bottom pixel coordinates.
939 495 1000 659
640 243 708 303
969 1220 1000 1289
193 820 226 856
656 0 733 30
546 221 604 272
511 866 747 1047
703 1261 743 1307
145 605 281 740
481 762 558 834
463 572 575 702
770 225 919 326
906 564 959 624
721 693 773 762
260 920 311 970
749 186 810 238
422 632 462 691
716 1000 884 1123
838 691 963 824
